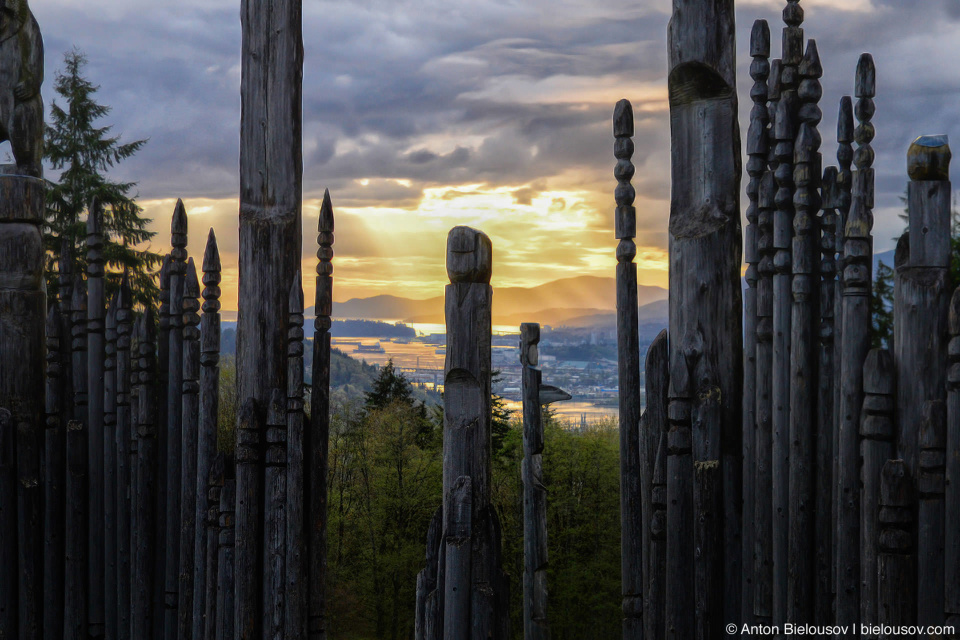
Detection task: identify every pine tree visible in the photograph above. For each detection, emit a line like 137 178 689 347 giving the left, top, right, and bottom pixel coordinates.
43 48 161 308
870 261 894 349
364 360 416 411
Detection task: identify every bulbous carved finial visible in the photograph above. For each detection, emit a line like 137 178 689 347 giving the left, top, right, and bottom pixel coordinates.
446 226 492 284
202 229 222 315
907 135 951 181
288 270 304 364
783 0 803 28
315 190 335 334
614 99 636 261
520 323 540 368
751 19 770 58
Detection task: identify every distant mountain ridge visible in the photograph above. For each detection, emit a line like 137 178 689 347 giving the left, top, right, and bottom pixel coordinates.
315 275 668 327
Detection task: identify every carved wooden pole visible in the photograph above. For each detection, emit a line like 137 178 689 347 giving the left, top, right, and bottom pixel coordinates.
43 304 65 639
787 38 821 625
742 21 769 627
667 0 742 626
103 292 119 640
194 229 222 638
665 353 694 640
858 348 895 637
836 53 875 628
308 190 334 640
644 329 668 640
918 400 946 629
444 475 472 640
84 202 106 640
264 388 287 639
815 164 837 624
946 287 960 630
216 465 237 640
157 253 171 621
133 310 160 640
128 287 140 632
64 415 88 640
165 200 188 638
771 5 803 623
115 277 133 638
286 272 306 640
753 59 779 628
877 460 915 626
613 97 643 640
204 454 225 640
520 323 569 640
831 95 853 607
179 258 201 639
235 397 264 639
0 407 16 638
237 0 303 431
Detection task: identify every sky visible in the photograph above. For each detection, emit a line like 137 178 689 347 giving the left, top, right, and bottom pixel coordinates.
28 0 960 311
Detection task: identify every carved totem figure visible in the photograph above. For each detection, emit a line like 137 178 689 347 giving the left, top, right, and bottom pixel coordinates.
0 0 42 177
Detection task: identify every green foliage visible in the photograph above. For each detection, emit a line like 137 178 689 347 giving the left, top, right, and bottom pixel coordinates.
217 356 237 452
364 360 417 411
44 48 160 309
870 261 894 349
491 369 512 458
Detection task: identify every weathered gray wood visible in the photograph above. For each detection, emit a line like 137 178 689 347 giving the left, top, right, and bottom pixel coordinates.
946 287 960 628
667 0 742 627
787 38 821 626
520 323 557 640
115 277 133 638
877 460 915 626
204 454 225 640
103 291 119 640
0 407 17 639
0 0 44 178
691 356 721 640
308 189 334 640
65 417 89 640
237 0 303 443
443 476 472 640
665 352 694 640
165 200 188 639
194 229 222 639
43 304 66 639
157 253 171 625
753 60 778 622
742 21 769 628
831 95 853 607
836 54 875 629
235 397 264 640
216 473 237 640
439 226 509 636
285 272 306 640
918 400 946 629
179 257 201 640
644 329 668 640
128 280 141 640
416 507 443 640
815 165 837 625
264 388 287 640
613 98 643 640
858 348 895 639
86 202 106 640
133 310 159 640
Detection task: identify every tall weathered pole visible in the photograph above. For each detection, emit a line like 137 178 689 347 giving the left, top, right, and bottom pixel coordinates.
613 97 643 640
286 272 306 640
264 388 288 639
945 287 960 630
742 21 770 627
165 201 188 638
667 0 742 628
897 134 951 629
115 278 133 638
179 258 202 639
836 53 875 628
877 460 915 626
86 202 106 640
665 353 694 640
43 303 65 639
217 467 237 640
0 407 16 638
235 397 264 639
308 190 334 640
643 331 668 640
103 293 119 640
194 229 222 639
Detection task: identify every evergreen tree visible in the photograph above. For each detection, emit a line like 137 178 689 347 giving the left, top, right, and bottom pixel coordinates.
364 360 416 411
870 261 894 349
43 48 160 308
490 369 512 458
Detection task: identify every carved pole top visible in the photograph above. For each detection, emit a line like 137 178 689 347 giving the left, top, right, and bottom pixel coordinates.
907 135 951 181
446 226 492 284
614 99 633 137
47 303 60 338
821 166 839 208
203 228 221 274
184 257 200 299
799 40 822 79
142 305 157 343
87 198 103 238
72 273 86 312
751 19 770 57
319 189 334 235
520 323 540 367
118 273 131 311
862 348 895 396
769 59 782 100
172 198 188 243
855 53 876 99
289 270 303 315
783 0 803 27
838 97 854 144
106 292 118 331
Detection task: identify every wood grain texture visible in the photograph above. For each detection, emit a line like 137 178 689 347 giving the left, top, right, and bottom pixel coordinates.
946 287 960 626
644 330 668 640
918 400 946 628
217 473 237 640
286 271 306 640
877 460 915 626
667 0 743 627
103 292 118 640
179 258 201 640
665 352 694 640
115 278 133 638
234 397 264 640
43 304 66 640
263 388 287 640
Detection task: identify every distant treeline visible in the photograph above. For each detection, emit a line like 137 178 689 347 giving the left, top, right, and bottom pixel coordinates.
330 319 416 338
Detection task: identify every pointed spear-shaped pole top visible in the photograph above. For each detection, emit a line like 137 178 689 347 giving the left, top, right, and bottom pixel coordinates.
799 40 822 79
319 189 334 234
203 228 221 273
172 198 188 242
289 270 303 314
87 197 102 236
184 257 200 298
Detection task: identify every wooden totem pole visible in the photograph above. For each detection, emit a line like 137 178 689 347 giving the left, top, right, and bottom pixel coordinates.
519 323 569 640
667 0 742 632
